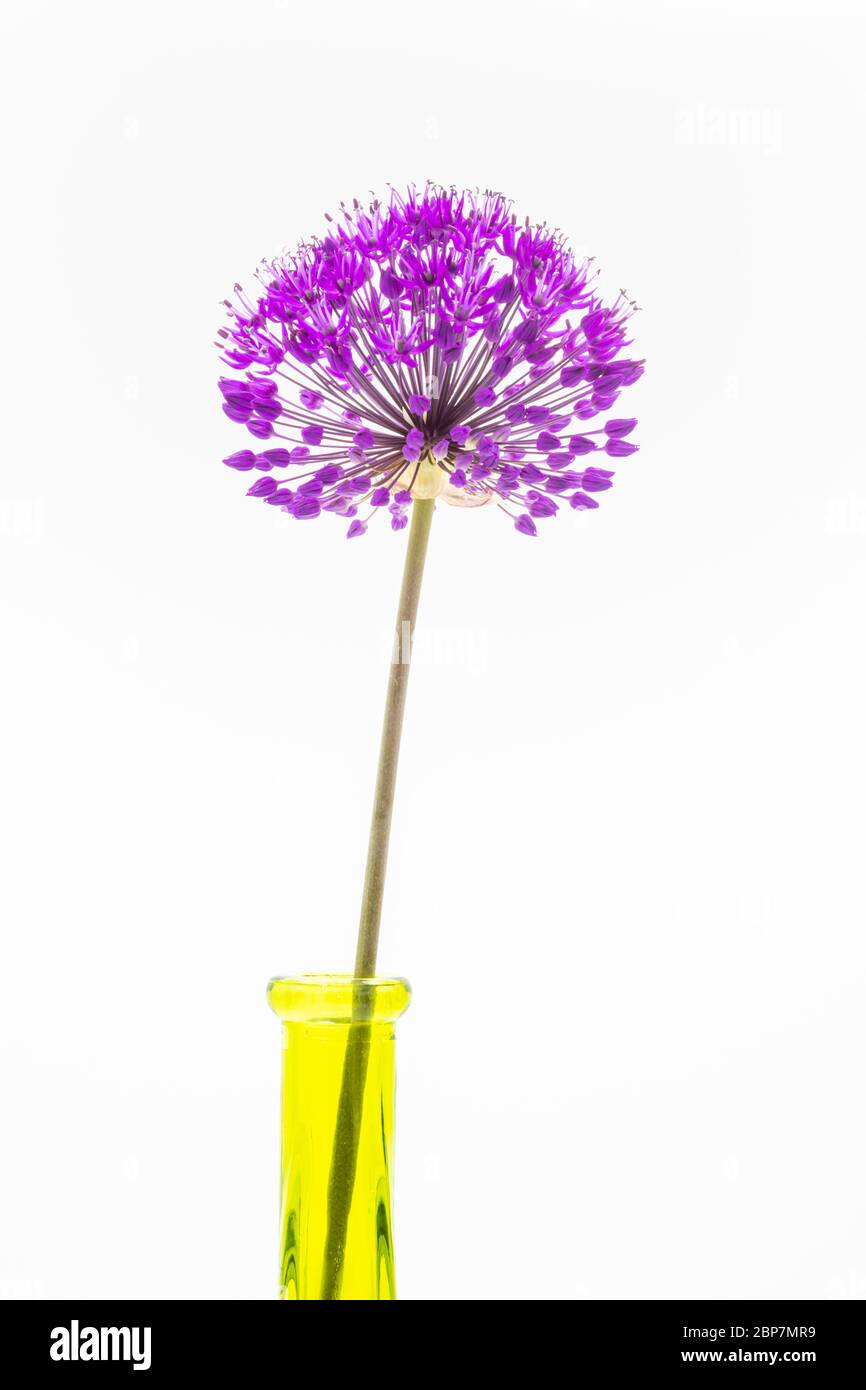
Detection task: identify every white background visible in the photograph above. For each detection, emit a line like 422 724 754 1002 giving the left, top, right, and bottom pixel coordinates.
1 0 864 1301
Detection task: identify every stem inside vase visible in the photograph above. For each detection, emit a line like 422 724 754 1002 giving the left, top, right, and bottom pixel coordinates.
319 496 435 1299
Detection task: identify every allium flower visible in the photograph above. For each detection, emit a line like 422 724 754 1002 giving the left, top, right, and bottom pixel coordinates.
216 185 643 538
222 187 648 1300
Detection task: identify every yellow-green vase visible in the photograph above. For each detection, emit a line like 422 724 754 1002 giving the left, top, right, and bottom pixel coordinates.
267 974 411 1300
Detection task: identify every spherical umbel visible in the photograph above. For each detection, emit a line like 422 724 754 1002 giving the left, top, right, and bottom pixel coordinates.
216 185 643 538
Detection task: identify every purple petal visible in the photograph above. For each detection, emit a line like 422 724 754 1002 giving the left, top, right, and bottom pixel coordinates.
261 448 292 467
604 418 637 438
519 463 545 484
223 450 256 471
581 467 615 492
621 362 645 385
380 268 404 299
219 378 251 400
560 364 586 387
292 496 321 520
515 514 537 536
529 495 558 519
514 318 539 345
248 378 278 399
247 477 278 497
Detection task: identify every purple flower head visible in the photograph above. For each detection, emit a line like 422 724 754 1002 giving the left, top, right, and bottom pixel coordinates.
216 184 642 536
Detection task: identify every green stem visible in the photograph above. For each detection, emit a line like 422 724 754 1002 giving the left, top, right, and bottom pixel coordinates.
354 497 435 976
319 497 435 1299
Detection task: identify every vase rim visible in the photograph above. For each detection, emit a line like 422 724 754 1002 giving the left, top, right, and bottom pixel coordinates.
267 973 411 1024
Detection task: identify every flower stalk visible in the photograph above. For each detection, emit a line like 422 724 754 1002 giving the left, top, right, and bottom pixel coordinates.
320 495 435 1298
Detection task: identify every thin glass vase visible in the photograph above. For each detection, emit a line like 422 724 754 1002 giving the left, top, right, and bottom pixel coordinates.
267 974 411 1300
